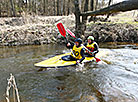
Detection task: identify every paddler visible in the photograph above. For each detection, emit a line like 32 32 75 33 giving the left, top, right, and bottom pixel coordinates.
61 38 85 64
84 36 99 57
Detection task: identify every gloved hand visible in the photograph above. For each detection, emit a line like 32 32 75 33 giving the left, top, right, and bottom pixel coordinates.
76 60 81 64
67 42 71 47
89 52 94 55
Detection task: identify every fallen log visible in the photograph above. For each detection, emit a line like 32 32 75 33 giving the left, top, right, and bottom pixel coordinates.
81 0 138 16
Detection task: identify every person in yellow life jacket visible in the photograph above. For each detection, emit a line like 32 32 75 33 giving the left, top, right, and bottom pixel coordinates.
61 38 85 64
84 36 99 57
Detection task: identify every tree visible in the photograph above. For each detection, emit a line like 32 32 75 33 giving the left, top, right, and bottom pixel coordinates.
28 0 32 12
67 0 71 15
90 0 94 11
73 0 138 37
74 0 81 37
43 0 46 15
81 0 138 16
82 0 89 34
74 0 89 37
94 0 98 10
105 0 113 21
9 0 16 16
0 2 1 17
53 0 56 15
61 0 64 15
63 0 66 15
57 0 60 15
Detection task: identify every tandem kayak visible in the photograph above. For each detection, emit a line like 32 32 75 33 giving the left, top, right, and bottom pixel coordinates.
34 51 105 68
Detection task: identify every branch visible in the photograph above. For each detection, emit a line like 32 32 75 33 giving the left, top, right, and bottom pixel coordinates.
81 0 138 16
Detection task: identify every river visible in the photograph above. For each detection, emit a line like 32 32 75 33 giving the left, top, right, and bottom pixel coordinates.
0 43 138 102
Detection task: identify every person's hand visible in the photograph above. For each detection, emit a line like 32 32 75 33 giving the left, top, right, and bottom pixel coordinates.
85 50 88 53
89 52 94 55
67 43 71 47
76 60 80 64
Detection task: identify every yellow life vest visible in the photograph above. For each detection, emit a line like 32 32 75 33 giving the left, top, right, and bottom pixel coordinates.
86 42 97 52
71 45 83 59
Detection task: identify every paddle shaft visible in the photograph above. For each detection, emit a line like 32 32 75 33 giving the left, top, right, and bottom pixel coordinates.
56 23 77 60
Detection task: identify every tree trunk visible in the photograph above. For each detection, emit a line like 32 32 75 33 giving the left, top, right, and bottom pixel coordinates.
90 0 94 11
28 0 32 13
61 0 63 15
9 0 16 16
81 0 138 16
108 0 112 6
95 0 98 10
105 0 112 20
82 0 89 35
57 0 60 15
46 0 48 15
25 0 27 9
6 1 10 17
0 3 1 17
67 0 70 15
32 0 34 13
74 0 81 37
101 0 105 8
89 0 94 22
43 0 46 15
74 0 89 37
53 0 56 16
18 0 22 16
63 0 66 15
34 0 36 13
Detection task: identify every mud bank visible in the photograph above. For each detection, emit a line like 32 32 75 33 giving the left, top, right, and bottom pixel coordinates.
0 15 138 46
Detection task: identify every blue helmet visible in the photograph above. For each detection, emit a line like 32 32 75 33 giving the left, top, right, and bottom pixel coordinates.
75 38 82 44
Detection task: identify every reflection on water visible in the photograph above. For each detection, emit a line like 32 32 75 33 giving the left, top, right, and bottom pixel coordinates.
0 43 138 102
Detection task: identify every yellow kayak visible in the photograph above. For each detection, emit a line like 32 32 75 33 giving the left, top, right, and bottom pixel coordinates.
34 51 104 68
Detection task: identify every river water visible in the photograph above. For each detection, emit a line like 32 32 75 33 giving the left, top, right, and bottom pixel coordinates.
0 43 138 102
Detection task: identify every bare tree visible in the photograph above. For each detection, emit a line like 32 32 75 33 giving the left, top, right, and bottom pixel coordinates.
63 0 66 15
74 0 89 37
0 2 1 17
82 0 89 34
43 0 46 15
28 0 32 12
9 0 16 16
61 0 63 15
57 0 60 15
25 0 27 9
53 0 56 15
74 0 81 37
0 0 77 17
105 0 112 20
90 0 94 11
95 0 98 10
67 0 71 15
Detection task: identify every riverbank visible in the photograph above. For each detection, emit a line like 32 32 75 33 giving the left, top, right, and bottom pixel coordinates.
0 11 138 46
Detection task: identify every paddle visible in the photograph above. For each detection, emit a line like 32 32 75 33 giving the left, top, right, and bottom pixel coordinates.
82 45 101 62
66 29 76 39
66 27 101 63
56 22 82 66
56 22 68 42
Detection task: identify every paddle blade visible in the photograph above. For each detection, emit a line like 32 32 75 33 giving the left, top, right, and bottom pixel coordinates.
95 57 101 62
57 23 66 37
66 29 76 38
